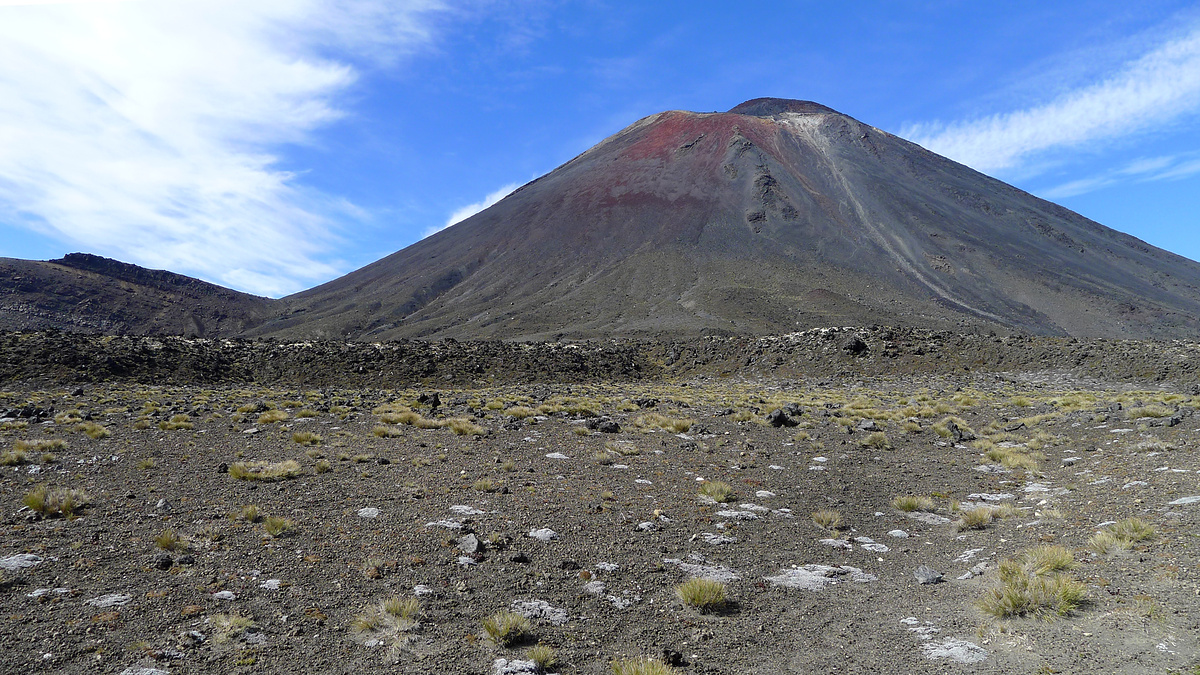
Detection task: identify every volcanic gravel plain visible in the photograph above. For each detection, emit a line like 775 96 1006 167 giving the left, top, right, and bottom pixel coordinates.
2 335 1200 674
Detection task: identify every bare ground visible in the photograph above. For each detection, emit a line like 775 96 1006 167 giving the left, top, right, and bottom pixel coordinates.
3 372 1200 675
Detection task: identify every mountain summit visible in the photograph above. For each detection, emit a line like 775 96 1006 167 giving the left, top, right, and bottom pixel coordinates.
251 97 1200 341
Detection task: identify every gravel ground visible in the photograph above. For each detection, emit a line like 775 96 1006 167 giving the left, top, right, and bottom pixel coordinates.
2 374 1199 674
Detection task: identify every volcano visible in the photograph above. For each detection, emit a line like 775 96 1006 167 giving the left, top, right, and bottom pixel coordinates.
260 98 1200 340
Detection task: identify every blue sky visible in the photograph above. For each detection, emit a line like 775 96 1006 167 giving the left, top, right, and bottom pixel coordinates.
2 1 1200 297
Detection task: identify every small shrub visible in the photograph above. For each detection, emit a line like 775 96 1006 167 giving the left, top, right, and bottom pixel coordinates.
891 495 934 512
257 410 289 424
137 458 157 470
314 459 332 474
611 657 678 675
155 529 187 551
481 610 532 647
263 516 292 537
501 460 516 472
698 480 734 503
474 478 497 492
23 485 89 518
228 460 302 481
291 431 322 446
675 577 726 612
812 509 842 530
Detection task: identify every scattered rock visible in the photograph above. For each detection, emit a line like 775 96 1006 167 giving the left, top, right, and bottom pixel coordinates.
211 591 236 601
86 594 132 607
764 564 875 589
493 658 539 674
914 566 943 585
458 534 482 553
510 599 568 625
922 638 988 664
152 553 174 570
357 507 380 519
765 409 798 427
0 553 43 571
528 528 558 541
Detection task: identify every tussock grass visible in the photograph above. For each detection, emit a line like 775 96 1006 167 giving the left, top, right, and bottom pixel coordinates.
634 413 693 433
473 478 497 492
812 509 842 530
980 547 1085 619
860 431 890 449
1089 518 1156 554
210 613 254 643
447 418 485 436
296 409 318 418
481 610 531 647
76 422 110 439
675 578 726 612
611 657 678 675
159 414 194 430
504 406 539 420
698 480 734 503
931 416 973 439
956 506 995 531
241 505 261 523
263 516 292 537
23 485 88 518
0 448 29 466
15 438 68 453
891 495 935 512
529 643 557 671
983 446 1042 472
228 460 302 482
373 425 403 438
314 459 332 473
155 528 187 551
257 410 289 424
291 431 322 445
1126 404 1174 419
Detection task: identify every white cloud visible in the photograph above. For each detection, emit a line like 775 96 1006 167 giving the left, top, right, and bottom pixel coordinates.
904 25 1200 174
0 0 447 297
1043 152 1200 199
425 182 520 238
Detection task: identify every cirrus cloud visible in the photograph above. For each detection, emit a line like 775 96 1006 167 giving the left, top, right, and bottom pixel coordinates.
0 0 449 297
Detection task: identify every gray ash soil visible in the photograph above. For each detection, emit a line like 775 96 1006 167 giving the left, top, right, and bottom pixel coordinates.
3 373 1200 674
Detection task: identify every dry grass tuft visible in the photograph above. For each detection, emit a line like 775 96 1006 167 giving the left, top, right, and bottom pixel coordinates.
860 431 891 449
228 460 302 481
481 610 531 647
634 413 693 433
675 578 726 612
698 480 734 503
979 547 1085 619
891 495 935 512
159 414 194 431
23 485 89 518
447 418 485 436
956 506 995 531
1088 518 1156 554
155 528 188 551
291 431 322 446
611 657 679 675
811 509 842 530
76 422 110 439
257 410 289 424
263 516 293 537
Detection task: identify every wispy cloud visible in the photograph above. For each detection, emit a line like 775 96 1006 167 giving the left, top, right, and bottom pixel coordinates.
424 182 520 238
1043 152 1200 198
0 0 447 297
904 25 1200 174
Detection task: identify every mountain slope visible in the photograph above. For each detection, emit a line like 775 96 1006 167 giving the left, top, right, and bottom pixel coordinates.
250 97 1200 341
0 253 277 337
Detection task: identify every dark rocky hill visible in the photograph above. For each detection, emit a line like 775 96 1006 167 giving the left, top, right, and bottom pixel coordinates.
0 253 277 337
250 98 1200 341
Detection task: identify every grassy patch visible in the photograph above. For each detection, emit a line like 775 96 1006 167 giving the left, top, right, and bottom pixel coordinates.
481 610 532 647
1088 518 1156 554
257 410 289 424
210 613 254 644
291 431 322 446
860 431 890 449
634 413 693 433
980 547 1086 619
155 528 188 551
373 425 403 438
611 657 678 675
698 480 734 503
447 418 485 436
23 485 89 518
812 509 842 530
263 516 293 537
228 460 302 481
76 422 110 439
675 578 726 612
891 495 935 512
158 414 194 431
956 506 995 531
